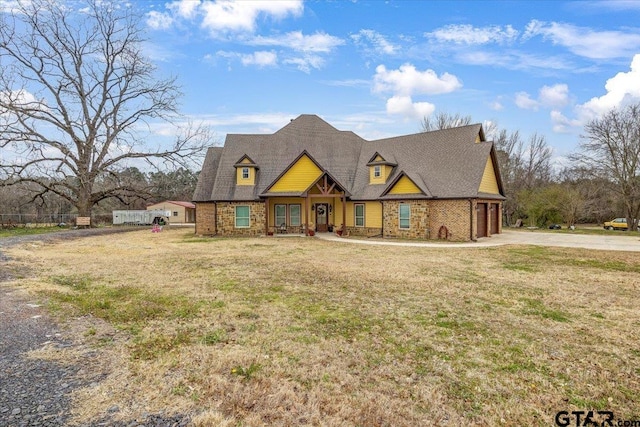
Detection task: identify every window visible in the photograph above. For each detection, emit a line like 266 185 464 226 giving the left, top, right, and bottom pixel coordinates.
235 205 250 228
275 204 287 227
173 211 178 216
355 203 365 227
242 167 250 179
374 165 381 178
399 204 410 229
289 204 301 226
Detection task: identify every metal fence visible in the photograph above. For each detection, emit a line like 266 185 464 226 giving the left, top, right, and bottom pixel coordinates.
0 213 78 227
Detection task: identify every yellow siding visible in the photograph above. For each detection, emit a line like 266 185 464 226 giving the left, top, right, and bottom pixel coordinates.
240 158 252 164
374 155 383 161
478 156 500 194
369 164 393 184
236 166 255 185
337 201 382 227
388 175 422 194
269 155 323 192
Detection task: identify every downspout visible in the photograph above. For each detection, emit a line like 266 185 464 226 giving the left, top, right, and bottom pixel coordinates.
469 199 476 242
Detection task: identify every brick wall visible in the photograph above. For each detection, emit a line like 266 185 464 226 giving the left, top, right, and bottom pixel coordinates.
195 202 216 235
382 200 430 239
217 201 266 236
428 199 473 242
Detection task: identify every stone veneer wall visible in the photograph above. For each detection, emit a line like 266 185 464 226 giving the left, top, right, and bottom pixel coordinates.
428 199 474 242
195 202 216 235
382 200 430 239
345 226 383 237
217 201 266 236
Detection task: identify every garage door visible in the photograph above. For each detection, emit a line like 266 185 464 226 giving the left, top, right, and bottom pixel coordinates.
490 203 500 234
477 203 487 238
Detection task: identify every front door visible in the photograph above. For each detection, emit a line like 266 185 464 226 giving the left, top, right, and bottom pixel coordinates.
315 203 328 232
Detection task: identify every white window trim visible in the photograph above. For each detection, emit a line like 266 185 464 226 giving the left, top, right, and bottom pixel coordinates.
399 204 410 229
242 167 250 179
373 165 381 178
235 205 250 228
355 203 365 227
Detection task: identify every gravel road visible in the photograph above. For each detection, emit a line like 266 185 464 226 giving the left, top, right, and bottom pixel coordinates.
0 228 191 427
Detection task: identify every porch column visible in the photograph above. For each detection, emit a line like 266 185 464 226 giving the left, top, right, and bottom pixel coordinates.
341 193 346 237
264 198 269 235
304 195 308 236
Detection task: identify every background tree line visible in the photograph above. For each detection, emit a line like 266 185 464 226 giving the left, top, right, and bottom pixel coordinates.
0 167 198 220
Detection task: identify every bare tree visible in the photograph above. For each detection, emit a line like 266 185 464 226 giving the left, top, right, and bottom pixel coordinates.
0 0 209 218
494 129 553 225
571 103 640 231
421 112 473 132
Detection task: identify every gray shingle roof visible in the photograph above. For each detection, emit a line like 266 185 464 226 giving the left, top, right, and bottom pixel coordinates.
193 115 505 202
192 147 223 202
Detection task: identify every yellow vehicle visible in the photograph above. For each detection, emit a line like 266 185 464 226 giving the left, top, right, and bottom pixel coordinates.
603 218 628 230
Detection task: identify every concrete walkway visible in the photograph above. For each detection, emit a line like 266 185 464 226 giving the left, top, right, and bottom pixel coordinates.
315 230 640 252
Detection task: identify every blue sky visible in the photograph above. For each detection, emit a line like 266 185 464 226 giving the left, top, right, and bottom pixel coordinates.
140 0 640 164
4 0 640 169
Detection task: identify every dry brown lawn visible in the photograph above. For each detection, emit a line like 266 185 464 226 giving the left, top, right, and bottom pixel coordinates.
3 229 640 426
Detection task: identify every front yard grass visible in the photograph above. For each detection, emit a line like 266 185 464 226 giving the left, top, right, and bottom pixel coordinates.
4 229 639 426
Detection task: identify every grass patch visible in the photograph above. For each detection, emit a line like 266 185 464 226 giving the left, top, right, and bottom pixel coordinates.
6 229 639 426
46 274 206 324
520 298 570 322
0 226 69 238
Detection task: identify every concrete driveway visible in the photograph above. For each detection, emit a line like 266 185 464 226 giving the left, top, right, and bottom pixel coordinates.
316 229 640 251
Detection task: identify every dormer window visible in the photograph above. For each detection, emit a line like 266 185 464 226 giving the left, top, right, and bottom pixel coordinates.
367 152 396 184
234 155 258 186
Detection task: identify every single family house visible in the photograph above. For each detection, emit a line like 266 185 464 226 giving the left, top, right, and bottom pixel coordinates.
193 114 505 241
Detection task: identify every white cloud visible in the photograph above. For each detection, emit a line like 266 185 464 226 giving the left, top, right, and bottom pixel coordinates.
426 24 519 45
523 20 640 59
167 0 201 19
458 50 575 72
283 54 325 73
515 92 539 110
373 64 460 121
577 54 640 119
240 51 277 67
488 101 504 111
0 89 43 113
373 63 462 96
146 11 174 30
200 0 303 35
0 0 24 13
386 96 435 119
539 84 570 108
515 84 570 111
250 31 344 53
550 110 581 133
351 29 398 55
148 0 303 35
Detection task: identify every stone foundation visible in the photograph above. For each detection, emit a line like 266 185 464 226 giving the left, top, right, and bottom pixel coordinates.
344 227 382 237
